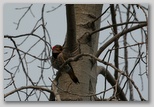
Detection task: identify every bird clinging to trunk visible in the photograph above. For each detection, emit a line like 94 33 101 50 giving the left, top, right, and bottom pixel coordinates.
51 44 79 84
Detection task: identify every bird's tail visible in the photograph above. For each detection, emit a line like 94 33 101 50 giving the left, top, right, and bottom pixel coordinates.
63 63 79 84
67 70 80 84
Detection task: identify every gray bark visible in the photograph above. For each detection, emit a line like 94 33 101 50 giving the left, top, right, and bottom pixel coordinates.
57 4 103 101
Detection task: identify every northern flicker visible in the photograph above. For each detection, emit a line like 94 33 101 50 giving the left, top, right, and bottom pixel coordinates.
51 45 79 84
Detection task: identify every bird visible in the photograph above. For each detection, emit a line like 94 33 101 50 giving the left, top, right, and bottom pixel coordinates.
51 44 79 84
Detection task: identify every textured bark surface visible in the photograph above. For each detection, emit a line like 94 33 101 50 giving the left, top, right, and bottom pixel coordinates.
57 4 103 101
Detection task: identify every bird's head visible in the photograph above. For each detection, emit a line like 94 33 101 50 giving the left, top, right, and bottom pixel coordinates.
52 45 63 54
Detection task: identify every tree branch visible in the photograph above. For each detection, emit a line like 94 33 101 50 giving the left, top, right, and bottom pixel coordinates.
110 4 119 80
4 85 53 98
97 66 127 101
64 4 78 54
9 38 34 86
90 21 146 36
15 4 33 30
95 22 147 58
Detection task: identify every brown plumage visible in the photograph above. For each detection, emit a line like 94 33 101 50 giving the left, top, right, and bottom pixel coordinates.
51 45 79 84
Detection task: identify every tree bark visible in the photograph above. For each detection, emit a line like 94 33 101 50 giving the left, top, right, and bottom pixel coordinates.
57 4 103 101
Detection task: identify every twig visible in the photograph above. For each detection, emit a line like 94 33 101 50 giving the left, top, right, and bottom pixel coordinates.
90 21 146 36
46 4 62 13
9 38 34 85
95 22 147 58
4 85 53 98
15 4 33 30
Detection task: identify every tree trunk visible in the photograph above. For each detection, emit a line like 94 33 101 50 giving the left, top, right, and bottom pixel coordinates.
57 4 103 101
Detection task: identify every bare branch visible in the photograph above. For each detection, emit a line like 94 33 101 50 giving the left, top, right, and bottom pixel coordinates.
90 21 146 36
4 85 53 98
64 4 78 55
46 4 62 13
95 22 147 58
97 66 127 101
15 4 33 30
110 4 119 80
